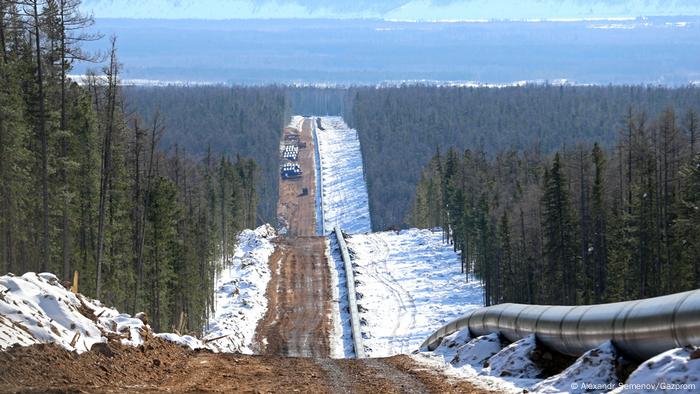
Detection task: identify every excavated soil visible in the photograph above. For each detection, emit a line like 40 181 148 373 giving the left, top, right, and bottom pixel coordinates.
253 236 332 357
0 338 489 393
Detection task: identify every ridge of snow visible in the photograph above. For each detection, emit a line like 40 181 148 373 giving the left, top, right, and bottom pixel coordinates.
0 272 202 353
432 328 472 362
611 347 700 394
451 333 503 368
482 334 541 379
533 341 620 393
414 332 539 392
204 224 276 354
316 116 372 235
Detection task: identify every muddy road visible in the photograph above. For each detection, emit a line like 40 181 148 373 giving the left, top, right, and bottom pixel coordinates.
253 236 332 357
0 338 489 393
254 116 335 358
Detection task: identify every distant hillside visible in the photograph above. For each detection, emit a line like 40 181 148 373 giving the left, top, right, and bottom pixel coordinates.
78 17 700 85
80 0 700 20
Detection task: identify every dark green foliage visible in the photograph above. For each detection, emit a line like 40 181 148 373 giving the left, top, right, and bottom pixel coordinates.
0 1 260 334
411 108 700 305
123 86 287 224
345 85 700 230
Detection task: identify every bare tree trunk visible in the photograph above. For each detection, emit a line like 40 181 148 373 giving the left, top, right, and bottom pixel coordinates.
0 1 6 63
96 37 118 298
626 107 634 216
31 0 51 273
57 0 74 281
133 114 161 313
578 148 590 302
220 157 227 263
0 1 7 274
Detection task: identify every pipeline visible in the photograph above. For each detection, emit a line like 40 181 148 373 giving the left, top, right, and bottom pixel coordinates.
421 289 700 361
311 117 325 235
334 226 365 358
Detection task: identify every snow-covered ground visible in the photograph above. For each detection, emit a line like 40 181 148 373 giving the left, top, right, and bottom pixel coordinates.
313 115 483 358
316 116 372 235
416 327 700 394
345 229 483 357
203 224 276 353
0 224 277 356
0 272 204 353
612 347 700 394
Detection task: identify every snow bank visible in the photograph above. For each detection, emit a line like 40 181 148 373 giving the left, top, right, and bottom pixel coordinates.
155 332 207 350
316 116 372 235
414 333 540 392
411 351 528 394
204 224 276 354
612 347 700 394
346 228 482 357
534 341 620 393
483 335 541 378
0 272 197 353
452 333 504 368
432 328 472 362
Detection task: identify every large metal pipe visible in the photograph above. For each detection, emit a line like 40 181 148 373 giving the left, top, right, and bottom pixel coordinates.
334 226 365 358
421 289 700 360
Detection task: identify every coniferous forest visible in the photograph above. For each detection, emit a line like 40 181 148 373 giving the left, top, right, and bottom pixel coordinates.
3 0 700 331
410 107 700 306
345 85 700 230
124 86 288 223
0 0 260 333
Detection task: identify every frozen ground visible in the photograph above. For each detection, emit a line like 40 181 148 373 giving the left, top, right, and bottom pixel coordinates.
345 228 483 357
204 224 276 353
0 272 203 353
316 116 372 235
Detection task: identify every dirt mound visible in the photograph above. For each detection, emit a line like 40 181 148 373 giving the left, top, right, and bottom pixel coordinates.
0 335 194 392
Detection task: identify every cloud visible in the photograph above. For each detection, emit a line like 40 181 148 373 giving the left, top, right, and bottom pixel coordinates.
80 0 700 19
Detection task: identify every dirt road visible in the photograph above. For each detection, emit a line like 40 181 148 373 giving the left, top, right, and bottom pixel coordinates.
278 118 317 237
252 116 336 358
0 338 489 393
253 236 332 357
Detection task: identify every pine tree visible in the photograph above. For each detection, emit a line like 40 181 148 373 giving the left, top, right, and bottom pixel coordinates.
542 153 578 304
590 143 608 302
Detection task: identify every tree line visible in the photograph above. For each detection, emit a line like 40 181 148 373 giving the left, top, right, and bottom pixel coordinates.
0 0 259 333
411 107 700 305
123 85 288 224
344 85 700 230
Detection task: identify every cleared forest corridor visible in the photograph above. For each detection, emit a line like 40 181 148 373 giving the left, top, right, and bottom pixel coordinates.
252 117 333 357
0 116 488 393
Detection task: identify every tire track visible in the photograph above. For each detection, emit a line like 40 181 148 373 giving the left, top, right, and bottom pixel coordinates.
360 234 418 354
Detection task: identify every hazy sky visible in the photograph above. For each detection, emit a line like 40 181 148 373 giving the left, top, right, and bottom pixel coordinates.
81 0 700 20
